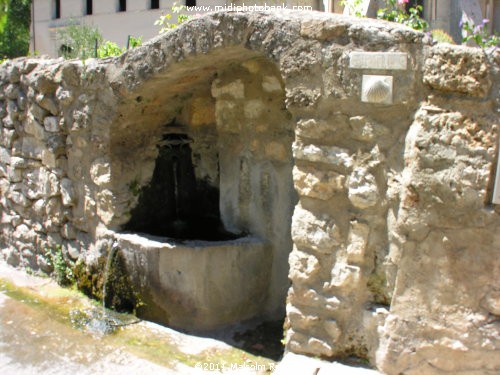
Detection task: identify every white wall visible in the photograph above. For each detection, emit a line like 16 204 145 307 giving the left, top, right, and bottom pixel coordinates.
31 0 227 56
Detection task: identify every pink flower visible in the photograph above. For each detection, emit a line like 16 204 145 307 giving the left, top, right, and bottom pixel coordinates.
398 0 409 4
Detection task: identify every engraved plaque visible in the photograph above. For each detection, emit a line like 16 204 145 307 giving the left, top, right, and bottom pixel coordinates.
350 52 408 70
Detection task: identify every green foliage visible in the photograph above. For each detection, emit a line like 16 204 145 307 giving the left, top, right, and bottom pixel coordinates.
431 29 454 44
95 35 142 58
377 0 428 31
128 35 142 48
46 245 76 287
341 0 366 17
154 2 192 33
97 40 124 58
58 21 103 60
461 19 500 49
0 0 31 59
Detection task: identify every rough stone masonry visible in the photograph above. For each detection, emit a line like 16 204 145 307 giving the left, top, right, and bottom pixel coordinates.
0 10 498 375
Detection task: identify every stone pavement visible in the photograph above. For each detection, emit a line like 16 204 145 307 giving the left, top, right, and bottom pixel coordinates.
274 353 381 375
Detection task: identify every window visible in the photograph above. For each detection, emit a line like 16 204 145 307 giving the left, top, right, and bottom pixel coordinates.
86 0 93 15
54 0 61 19
186 0 196 7
118 0 126 12
151 0 160 9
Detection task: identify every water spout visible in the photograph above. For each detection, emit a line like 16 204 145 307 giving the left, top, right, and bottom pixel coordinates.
102 242 120 313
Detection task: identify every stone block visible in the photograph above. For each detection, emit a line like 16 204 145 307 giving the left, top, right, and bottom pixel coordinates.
349 116 389 142
262 75 282 92
346 220 370 263
24 115 46 140
289 248 321 282
305 337 334 357
296 116 349 139
60 178 75 207
330 263 361 290
90 158 112 187
0 147 10 164
18 137 44 160
96 189 115 224
424 44 491 97
43 116 60 132
480 290 500 315
36 94 58 115
10 157 26 169
56 87 73 106
36 254 53 274
292 205 341 253
211 78 245 99
29 102 48 122
41 150 57 168
3 247 20 266
287 305 321 332
293 165 345 200
349 51 408 70
61 222 77 240
244 99 265 119
9 190 30 207
5 83 20 99
324 320 341 341
7 167 22 183
13 224 36 243
66 241 81 260
348 167 379 209
6 64 20 83
0 128 15 148
293 141 353 170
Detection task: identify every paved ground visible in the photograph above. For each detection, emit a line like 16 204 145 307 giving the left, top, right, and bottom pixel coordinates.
0 261 381 374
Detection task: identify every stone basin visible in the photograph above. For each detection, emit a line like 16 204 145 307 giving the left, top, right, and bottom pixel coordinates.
112 232 271 331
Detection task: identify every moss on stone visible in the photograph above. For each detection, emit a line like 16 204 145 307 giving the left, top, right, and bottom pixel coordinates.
74 252 141 313
367 272 390 306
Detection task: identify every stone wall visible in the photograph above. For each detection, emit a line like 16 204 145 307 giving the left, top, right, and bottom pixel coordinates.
0 11 498 374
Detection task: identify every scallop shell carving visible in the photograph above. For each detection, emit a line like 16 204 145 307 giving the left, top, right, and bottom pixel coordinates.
364 77 391 103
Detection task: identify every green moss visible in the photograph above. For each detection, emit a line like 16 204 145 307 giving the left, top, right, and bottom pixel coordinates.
74 251 142 313
128 178 141 197
367 272 390 306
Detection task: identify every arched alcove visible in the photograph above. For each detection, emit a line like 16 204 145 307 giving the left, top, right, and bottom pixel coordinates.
105 46 295 330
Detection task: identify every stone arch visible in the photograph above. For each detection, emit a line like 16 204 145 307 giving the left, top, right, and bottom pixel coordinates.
100 13 315 326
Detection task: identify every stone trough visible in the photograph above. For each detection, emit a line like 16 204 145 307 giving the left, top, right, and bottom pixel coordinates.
112 232 270 331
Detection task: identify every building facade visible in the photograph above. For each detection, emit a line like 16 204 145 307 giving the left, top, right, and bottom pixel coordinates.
31 0 500 57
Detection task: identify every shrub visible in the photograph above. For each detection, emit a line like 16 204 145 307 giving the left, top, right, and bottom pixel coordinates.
461 18 499 48
377 0 428 31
